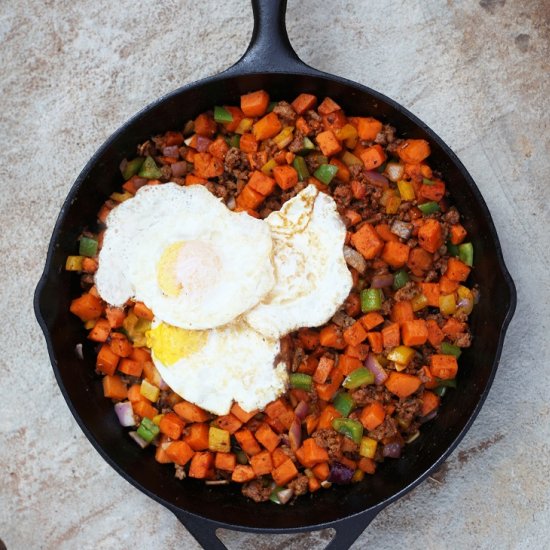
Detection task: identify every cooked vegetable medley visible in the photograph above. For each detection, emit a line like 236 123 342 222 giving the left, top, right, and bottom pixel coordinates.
67 90 477 503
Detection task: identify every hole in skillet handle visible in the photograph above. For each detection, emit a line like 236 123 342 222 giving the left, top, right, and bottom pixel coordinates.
175 509 380 550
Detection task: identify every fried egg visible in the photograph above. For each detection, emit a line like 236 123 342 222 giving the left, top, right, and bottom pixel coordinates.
95 183 274 330
146 319 287 415
245 184 353 339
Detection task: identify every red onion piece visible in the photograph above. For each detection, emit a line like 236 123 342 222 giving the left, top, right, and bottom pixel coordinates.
364 170 389 188
288 418 302 451
75 343 83 360
159 378 169 391
385 162 404 182
365 353 388 385
391 220 413 240
277 488 294 504
420 410 438 424
294 400 309 421
328 462 354 484
279 434 290 447
382 442 403 458
114 401 135 427
371 273 394 288
119 158 128 175
343 246 367 273
171 161 188 177
162 145 180 157
195 135 212 152
129 431 148 448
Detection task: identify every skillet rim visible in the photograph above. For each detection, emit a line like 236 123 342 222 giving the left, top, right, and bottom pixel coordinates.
34 0 517 532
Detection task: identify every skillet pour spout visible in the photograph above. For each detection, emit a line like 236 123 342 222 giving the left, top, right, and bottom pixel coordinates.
34 0 516 549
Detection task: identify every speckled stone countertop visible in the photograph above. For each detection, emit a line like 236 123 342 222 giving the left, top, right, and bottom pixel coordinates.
1 0 549 548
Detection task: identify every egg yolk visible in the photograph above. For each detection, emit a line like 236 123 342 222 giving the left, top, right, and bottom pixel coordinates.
146 322 208 365
157 240 221 298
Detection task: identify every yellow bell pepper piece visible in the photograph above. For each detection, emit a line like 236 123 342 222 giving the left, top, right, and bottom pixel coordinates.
457 286 472 300
140 379 160 403
439 293 457 315
456 286 474 315
336 124 358 141
110 191 133 203
235 117 253 135
341 151 362 167
387 345 416 366
123 312 151 347
411 293 429 312
261 158 277 175
397 180 416 201
352 469 365 483
359 436 378 459
208 427 231 452
65 255 84 271
153 414 164 426
273 127 294 149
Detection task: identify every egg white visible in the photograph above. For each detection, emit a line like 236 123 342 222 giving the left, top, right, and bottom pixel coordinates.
245 184 353 340
148 319 288 415
95 183 275 330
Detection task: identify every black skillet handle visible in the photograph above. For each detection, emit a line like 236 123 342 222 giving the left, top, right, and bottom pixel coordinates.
175 509 379 550
222 0 319 76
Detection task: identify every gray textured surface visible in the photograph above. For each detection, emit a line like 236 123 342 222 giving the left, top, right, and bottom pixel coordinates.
1 0 549 548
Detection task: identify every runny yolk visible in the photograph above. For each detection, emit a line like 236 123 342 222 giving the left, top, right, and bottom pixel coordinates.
157 242 185 296
157 240 221 298
146 322 208 365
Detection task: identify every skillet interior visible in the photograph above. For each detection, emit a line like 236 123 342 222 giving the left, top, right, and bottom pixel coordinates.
36 70 515 532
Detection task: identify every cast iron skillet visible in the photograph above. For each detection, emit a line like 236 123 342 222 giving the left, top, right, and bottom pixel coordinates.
34 1 516 548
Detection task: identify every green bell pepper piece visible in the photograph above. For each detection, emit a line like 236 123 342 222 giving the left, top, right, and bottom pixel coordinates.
289 373 313 391
441 342 462 357
79 237 98 257
138 156 162 179
122 157 144 181
361 288 383 312
267 101 277 113
225 134 240 148
314 164 339 185
342 367 374 390
436 378 457 388
422 177 435 186
269 486 285 504
297 136 316 156
458 242 474 267
332 418 363 444
433 386 447 397
213 106 233 123
293 156 310 181
418 201 440 215
333 392 355 417
447 242 460 257
392 269 410 290
136 417 159 443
